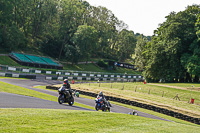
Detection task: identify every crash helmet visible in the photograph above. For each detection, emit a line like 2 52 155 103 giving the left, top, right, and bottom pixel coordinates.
64 79 68 84
132 110 136 114
99 91 103 96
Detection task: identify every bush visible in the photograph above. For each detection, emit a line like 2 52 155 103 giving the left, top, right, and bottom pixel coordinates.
97 60 108 69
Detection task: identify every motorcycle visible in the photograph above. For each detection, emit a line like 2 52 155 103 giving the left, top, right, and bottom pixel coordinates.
73 90 79 98
58 86 74 106
95 96 111 112
128 111 138 116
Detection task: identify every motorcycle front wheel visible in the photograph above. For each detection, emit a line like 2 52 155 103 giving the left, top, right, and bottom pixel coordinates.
95 104 100 111
58 95 64 104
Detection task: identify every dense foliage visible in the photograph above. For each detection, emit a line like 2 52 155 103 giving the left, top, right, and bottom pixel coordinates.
0 0 138 62
1 0 199 82
135 5 200 82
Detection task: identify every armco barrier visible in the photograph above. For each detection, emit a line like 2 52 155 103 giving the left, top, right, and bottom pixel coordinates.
0 72 36 79
0 64 144 82
46 85 200 125
45 76 144 82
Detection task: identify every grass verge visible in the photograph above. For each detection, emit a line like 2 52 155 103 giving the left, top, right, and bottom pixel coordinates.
69 82 200 117
0 56 22 67
0 108 200 133
69 93 200 127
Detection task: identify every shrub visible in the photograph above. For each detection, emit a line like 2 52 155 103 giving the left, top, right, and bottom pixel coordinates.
97 60 108 69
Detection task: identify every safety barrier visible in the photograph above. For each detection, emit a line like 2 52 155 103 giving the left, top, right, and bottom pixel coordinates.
0 72 36 79
45 76 143 82
0 64 144 82
46 85 200 125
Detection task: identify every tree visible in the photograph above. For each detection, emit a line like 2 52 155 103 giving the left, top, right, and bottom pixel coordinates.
135 35 148 71
143 5 200 82
117 29 137 61
72 24 98 62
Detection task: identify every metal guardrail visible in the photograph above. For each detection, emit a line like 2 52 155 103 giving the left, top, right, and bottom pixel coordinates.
0 64 144 80
0 72 36 79
45 76 143 82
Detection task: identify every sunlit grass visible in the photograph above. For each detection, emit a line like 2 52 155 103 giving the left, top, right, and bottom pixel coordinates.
0 108 199 133
71 82 200 117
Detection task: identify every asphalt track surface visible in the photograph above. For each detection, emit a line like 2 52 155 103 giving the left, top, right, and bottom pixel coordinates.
0 78 171 122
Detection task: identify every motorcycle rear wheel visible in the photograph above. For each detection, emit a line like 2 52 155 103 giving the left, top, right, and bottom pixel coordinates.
68 97 74 106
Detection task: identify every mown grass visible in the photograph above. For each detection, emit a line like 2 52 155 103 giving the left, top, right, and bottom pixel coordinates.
70 82 200 117
80 94 199 126
0 108 200 133
0 80 94 110
0 79 200 132
152 83 200 88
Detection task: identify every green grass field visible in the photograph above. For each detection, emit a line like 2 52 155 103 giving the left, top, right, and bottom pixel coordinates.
0 56 22 67
0 108 200 133
71 82 200 117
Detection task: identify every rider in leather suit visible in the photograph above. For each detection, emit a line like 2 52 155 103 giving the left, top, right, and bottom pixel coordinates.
63 79 72 97
97 91 111 107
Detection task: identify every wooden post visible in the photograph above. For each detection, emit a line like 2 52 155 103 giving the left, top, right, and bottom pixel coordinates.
99 83 100 87
162 91 164 97
135 86 137 92
148 88 150 94
173 94 180 101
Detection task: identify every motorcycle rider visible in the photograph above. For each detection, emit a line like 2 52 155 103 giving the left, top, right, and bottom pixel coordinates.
62 79 73 97
97 91 111 107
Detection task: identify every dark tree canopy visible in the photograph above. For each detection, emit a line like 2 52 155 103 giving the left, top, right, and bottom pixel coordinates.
0 0 137 63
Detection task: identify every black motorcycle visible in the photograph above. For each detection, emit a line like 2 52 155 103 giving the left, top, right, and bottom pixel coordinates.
58 86 74 106
95 96 111 112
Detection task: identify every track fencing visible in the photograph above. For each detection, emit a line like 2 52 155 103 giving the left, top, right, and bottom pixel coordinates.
0 64 144 82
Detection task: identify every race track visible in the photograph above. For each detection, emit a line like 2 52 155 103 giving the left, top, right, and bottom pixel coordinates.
0 92 92 111
0 78 171 122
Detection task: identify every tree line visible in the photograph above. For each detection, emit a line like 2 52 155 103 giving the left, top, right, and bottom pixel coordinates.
0 0 144 64
135 5 200 82
1 1 199 83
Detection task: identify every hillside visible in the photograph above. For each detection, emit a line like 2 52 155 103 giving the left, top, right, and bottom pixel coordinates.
0 55 141 75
